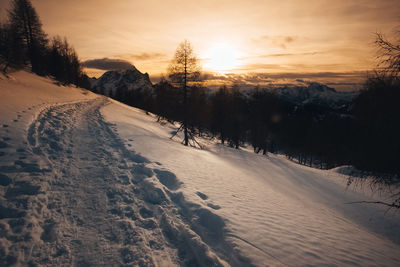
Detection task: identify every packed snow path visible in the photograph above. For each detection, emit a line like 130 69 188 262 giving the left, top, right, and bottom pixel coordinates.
1 98 242 266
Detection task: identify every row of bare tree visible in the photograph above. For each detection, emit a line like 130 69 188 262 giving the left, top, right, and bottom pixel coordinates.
128 35 400 180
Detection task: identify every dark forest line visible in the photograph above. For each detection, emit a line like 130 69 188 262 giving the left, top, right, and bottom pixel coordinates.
104 74 400 182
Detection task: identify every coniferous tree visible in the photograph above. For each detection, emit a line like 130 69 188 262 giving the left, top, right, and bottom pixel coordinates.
154 78 179 121
0 0 89 87
187 86 209 136
8 0 48 74
47 36 87 87
227 85 246 149
211 85 230 144
0 22 24 72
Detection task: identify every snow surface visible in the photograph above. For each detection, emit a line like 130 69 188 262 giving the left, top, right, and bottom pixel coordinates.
1 71 399 266
103 100 400 266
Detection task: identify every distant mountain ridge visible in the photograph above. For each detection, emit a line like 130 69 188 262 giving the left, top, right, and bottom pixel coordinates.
270 82 358 108
90 67 153 97
90 66 357 109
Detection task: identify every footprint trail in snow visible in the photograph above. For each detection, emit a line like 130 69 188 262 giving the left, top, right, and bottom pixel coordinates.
0 98 243 266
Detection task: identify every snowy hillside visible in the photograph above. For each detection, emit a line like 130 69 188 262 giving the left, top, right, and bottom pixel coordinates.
1 71 399 266
90 67 153 97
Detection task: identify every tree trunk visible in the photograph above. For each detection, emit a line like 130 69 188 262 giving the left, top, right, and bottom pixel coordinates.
3 62 9 73
183 51 188 146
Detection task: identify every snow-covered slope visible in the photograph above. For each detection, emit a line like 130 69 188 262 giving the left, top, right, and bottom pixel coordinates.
1 71 399 266
103 100 400 266
90 67 153 97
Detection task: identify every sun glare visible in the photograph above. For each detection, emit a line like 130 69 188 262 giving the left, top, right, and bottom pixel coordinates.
203 43 241 73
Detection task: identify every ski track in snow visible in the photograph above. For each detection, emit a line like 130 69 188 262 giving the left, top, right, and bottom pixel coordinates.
0 97 248 266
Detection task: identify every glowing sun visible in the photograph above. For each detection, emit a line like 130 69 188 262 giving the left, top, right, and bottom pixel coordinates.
203 43 241 73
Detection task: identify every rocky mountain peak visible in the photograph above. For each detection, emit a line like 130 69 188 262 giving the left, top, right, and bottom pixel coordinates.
91 67 153 97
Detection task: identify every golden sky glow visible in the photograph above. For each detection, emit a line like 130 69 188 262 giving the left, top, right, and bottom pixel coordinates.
203 43 242 73
1 0 399 90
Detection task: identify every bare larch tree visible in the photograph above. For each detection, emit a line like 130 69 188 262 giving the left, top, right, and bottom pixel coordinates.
168 40 201 146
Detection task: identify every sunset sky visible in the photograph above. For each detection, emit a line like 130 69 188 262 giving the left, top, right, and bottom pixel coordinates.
1 0 399 90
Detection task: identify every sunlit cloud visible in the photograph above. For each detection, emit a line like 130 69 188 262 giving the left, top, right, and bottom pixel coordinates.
195 70 367 91
81 58 134 70
124 53 167 61
258 52 320 58
252 35 301 49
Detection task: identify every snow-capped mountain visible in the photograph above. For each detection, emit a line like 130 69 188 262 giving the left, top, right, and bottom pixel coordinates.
91 67 153 97
271 82 358 108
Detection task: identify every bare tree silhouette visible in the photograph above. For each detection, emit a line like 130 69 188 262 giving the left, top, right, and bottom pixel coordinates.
375 31 400 78
168 40 201 146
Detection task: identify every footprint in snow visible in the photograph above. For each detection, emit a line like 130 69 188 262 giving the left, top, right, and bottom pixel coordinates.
154 169 181 190
0 141 8 149
109 208 124 217
124 206 136 220
120 248 136 264
195 191 221 209
0 205 26 219
138 219 157 230
0 173 12 186
207 203 221 210
118 175 130 185
139 207 153 219
131 165 153 180
129 153 150 164
5 181 41 198
148 240 163 250
8 217 26 234
196 191 208 200
194 208 225 235
40 220 57 243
